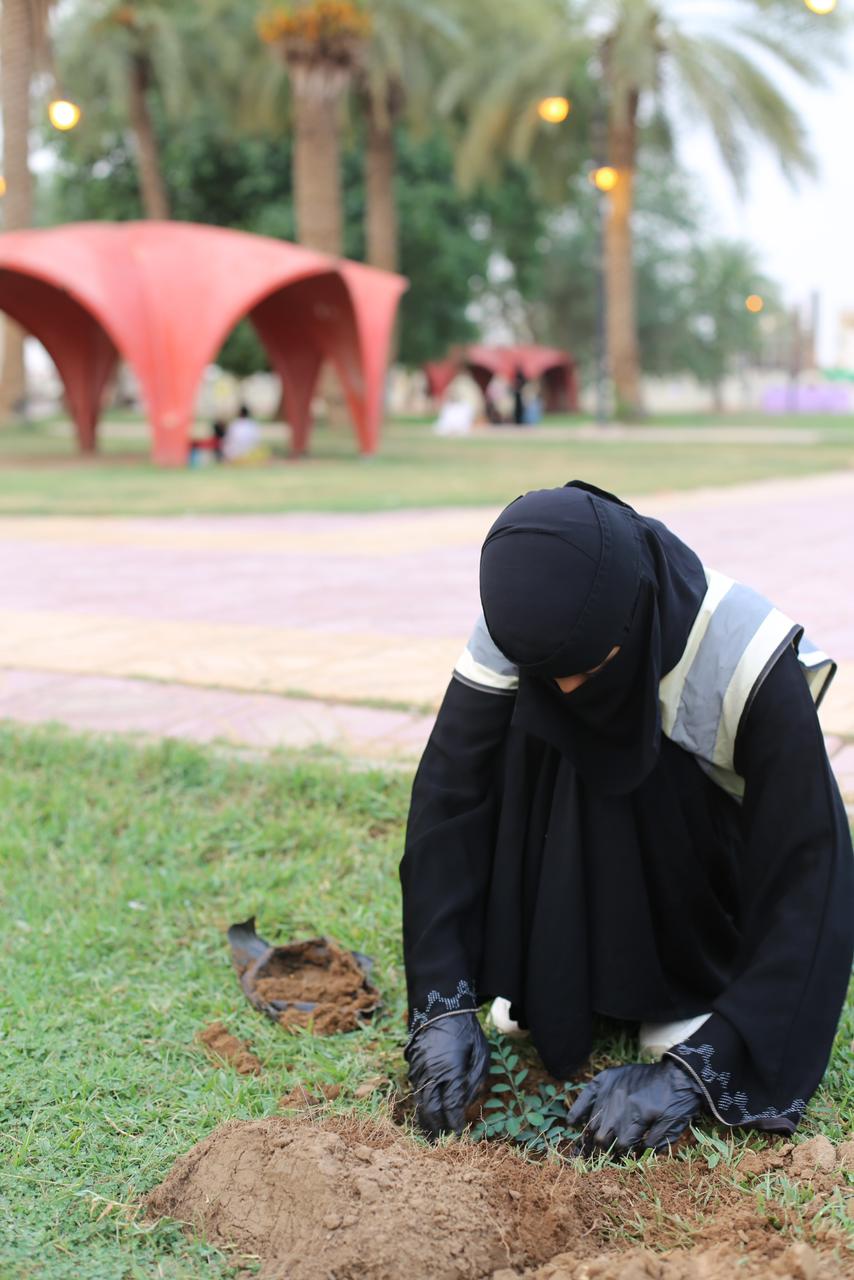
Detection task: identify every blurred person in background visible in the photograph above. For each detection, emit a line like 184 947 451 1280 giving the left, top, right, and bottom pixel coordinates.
223 404 266 464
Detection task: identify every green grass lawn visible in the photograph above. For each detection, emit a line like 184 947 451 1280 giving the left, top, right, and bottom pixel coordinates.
0 415 852 516
1 725 851 1279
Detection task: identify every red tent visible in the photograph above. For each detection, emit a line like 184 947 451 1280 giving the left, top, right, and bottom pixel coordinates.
424 343 579 414
0 221 407 464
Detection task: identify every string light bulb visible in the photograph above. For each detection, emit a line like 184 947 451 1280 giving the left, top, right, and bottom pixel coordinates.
537 96 571 124
590 166 619 192
48 99 82 131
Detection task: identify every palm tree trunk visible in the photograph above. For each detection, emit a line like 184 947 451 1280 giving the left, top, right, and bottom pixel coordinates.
0 0 34 422
288 62 350 429
290 65 345 255
128 52 170 219
365 111 398 273
605 91 642 419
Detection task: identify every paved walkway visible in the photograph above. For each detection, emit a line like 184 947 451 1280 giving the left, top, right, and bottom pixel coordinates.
0 471 852 795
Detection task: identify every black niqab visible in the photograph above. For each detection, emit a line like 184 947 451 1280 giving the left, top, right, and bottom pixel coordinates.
479 482 707 795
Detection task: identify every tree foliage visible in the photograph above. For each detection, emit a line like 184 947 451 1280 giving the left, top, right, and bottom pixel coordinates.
38 0 802 391
501 156 780 393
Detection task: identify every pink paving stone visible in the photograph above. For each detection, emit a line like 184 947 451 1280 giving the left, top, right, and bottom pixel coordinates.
0 472 852 776
0 475 851 651
0 669 433 760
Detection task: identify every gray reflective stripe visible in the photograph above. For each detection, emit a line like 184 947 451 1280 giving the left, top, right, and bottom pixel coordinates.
669 582 773 762
659 569 733 739
661 567 836 802
715 609 800 768
454 613 519 694
798 634 836 704
798 639 836 706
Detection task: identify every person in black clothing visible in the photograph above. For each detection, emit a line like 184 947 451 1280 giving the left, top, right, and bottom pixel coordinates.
401 482 853 1152
513 369 527 425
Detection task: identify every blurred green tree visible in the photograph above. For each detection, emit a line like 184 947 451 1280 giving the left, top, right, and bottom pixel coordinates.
526 159 779 405
356 0 463 273
54 1 203 218
443 0 842 417
675 241 780 409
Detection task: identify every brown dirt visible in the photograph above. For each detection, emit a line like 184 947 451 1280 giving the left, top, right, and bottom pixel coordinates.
240 938 379 1034
279 1082 342 1110
195 1022 261 1076
146 1118 854 1280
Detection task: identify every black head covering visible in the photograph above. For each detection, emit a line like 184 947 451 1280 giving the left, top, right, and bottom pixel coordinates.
479 481 707 795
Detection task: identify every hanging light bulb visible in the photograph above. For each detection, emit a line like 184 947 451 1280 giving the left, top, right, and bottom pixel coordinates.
537 96 571 124
590 166 619 192
48 99 82 131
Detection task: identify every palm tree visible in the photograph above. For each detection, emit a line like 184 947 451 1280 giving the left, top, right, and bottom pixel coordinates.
442 0 842 417
57 0 197 220
0 0 52 421
596 0 840 415
357 0 462 273
258 2 370 254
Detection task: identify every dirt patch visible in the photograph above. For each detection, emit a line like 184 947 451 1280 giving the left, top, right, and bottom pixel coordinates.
146 1117 854 1280
228 918 380 1034
279 1082 342 1109
252 942 378 1034
196 1022 261 1076
520 1240 838 1278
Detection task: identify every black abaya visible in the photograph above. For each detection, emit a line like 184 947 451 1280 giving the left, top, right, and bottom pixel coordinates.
400 646 854 1134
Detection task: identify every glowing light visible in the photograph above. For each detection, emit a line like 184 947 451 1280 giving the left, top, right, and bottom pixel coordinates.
537 96 571 124
0 176 6 198
48 99 82 131
804 0 836 13
745 295 765 313
590 165 619 192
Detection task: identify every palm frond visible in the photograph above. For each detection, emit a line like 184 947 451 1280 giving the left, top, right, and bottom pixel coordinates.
664 30 750 187
668 29 814 185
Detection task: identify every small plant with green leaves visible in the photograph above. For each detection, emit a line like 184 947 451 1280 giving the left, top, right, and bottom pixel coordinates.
470 1035 580 1154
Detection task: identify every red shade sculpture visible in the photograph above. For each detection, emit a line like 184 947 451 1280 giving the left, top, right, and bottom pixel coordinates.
0 221 407 463
424 344 579 415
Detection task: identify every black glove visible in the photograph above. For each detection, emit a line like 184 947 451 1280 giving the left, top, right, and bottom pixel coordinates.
405 1013 491 1138
568 1059 705 1155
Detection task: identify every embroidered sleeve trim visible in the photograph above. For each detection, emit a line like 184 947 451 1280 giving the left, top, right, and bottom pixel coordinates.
665 1042 806 1129
407 979 479 1038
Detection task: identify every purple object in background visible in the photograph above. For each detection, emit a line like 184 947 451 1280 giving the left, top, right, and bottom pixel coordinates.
762 385 851 414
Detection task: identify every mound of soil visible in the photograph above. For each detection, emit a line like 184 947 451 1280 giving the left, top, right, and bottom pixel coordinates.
196 1022 262 1076
146 1118 854 1280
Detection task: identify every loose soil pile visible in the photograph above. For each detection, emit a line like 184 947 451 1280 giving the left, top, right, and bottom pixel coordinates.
250 940 378 1034
228 919 380 1034
146 1118 854 1280
196 1022 262 1076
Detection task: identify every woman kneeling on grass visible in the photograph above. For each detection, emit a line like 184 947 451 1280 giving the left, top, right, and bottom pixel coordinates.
400 481 854 1153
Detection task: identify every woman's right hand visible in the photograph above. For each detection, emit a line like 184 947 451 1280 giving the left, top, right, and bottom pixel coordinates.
405 1013 491 1137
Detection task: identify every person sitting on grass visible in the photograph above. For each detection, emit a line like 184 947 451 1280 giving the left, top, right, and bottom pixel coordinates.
401 481 854 1153
223 403 265 464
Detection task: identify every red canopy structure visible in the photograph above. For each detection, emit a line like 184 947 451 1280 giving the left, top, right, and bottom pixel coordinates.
424 343 579 414
0 221 407 464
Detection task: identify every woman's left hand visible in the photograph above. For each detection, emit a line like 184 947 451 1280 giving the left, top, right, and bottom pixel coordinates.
568 1059 705 1155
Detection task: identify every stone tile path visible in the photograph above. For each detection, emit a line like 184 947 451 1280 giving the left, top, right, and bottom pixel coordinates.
0 471 851 795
